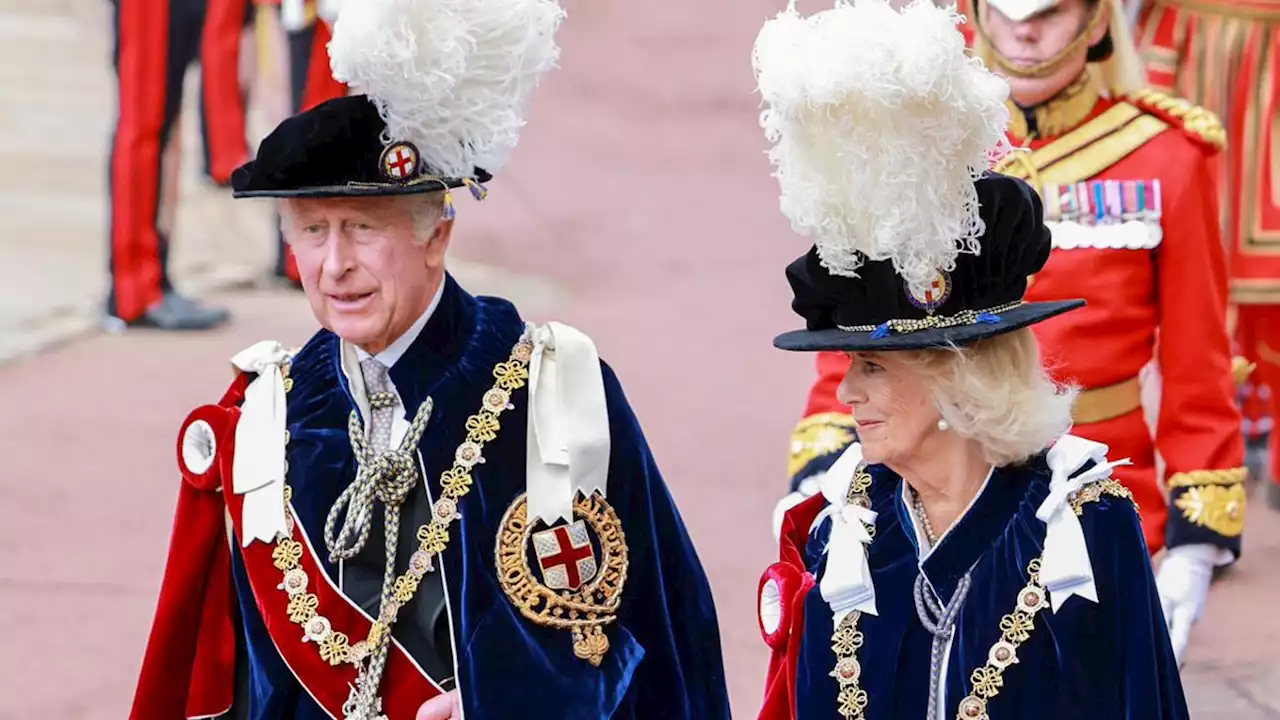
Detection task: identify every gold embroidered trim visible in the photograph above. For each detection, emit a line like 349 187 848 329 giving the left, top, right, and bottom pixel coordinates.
995 105 1168 188
996 104 1140 177
789 413 859 479
495 492 629 666
269 333 534 668
1167 467 1248 488
1128 89 1227 150
838 302 1025 336
1174 484 1247 537
1006 70 1102 140
1070 478 1137 516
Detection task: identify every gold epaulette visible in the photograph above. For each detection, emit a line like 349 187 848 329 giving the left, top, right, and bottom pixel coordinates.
788 412 858 480
1070 478 1137 516
1127 89 1226 151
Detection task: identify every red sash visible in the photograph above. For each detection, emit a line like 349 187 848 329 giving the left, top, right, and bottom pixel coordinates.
130 373 444 720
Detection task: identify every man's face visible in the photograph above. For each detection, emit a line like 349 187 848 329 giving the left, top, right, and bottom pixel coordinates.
980 0 1106 106
282 195 451 354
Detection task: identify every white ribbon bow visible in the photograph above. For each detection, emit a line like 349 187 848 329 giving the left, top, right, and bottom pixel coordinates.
525 323 611 525
816 443 879 623
230 341 293 547
1037 434 1132 612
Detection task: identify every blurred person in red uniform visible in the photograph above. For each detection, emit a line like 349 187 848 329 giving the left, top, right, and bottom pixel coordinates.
778 0 1247 665
256 0 350 286
1134 0 1280 507
106 0 255 330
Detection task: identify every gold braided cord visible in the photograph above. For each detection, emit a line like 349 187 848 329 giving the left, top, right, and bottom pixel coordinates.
1167 467 1248 488
838 302 1024 335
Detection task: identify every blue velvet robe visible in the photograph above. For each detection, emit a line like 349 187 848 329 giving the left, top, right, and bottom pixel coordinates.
226 275 730 719
793 457 1189 719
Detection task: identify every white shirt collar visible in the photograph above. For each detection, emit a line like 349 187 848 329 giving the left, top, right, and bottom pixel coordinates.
352 280 446 369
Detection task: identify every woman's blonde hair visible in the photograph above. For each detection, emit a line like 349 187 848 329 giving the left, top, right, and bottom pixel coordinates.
901 328 1076 466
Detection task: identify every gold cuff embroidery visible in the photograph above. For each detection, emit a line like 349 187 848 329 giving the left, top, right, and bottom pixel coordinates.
1167 467 1248 488
1174 484 1247 537
789 412 858 479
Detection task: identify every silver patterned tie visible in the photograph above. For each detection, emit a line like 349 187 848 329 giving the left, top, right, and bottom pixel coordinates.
360 358 397 453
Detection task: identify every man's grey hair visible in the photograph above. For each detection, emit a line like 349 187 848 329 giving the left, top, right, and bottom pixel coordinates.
408 191 448 245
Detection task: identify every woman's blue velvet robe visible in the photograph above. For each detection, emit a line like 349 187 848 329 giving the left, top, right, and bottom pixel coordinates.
792 457 1189 719
226 275 730 719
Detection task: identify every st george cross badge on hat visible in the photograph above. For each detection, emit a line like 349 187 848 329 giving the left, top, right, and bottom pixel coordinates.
379 142 421 182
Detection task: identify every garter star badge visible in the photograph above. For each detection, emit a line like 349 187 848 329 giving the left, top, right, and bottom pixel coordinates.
496 492 628 666
379 141 420 182
905 271 951 312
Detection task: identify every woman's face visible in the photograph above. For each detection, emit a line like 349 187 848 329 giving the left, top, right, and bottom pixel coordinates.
836 351 944 466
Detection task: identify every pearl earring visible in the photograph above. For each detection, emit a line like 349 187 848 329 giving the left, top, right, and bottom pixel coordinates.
937 419 950 432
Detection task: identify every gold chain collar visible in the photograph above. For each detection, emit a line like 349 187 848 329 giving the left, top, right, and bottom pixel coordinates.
267 329 535 716
828 474 1135 720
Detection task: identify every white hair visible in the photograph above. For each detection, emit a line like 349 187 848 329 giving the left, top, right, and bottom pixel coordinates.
903 329 1077 467
752 0 1011 293
327 0 565 179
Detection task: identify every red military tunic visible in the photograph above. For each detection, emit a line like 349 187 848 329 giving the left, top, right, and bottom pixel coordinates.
791 75 1247 557
1136 0 1280 490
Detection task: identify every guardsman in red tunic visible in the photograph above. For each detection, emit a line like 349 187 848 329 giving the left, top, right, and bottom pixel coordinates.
262 0 350 286
781 0 1247 664
1134 0 1280 507
107 0 251 329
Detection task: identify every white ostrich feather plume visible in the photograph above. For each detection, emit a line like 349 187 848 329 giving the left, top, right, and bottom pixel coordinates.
328 0 566 178
752 0 1011 291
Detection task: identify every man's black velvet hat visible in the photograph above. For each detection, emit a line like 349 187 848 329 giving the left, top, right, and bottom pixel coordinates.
231 94 492 199
774 173 1083 352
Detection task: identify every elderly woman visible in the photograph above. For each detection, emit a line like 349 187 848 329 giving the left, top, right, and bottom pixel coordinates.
751 1 1188 718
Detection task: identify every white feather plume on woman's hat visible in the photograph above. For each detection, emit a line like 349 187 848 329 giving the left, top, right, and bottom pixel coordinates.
327 0 566 179
753 0 1012 293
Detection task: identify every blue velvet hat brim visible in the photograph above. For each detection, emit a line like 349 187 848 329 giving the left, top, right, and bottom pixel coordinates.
773 299 1084 352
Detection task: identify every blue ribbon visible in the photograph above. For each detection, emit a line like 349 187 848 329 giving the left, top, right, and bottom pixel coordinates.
870 323 891 339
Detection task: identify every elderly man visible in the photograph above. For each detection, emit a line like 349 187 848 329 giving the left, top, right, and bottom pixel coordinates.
126 1 730 718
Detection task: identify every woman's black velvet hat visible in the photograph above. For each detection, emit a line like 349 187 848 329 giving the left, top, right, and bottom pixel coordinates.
774 173 1083 352
231 94 492 199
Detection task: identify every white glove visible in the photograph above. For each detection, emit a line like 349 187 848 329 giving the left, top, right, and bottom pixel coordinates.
1155 544 1229 665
